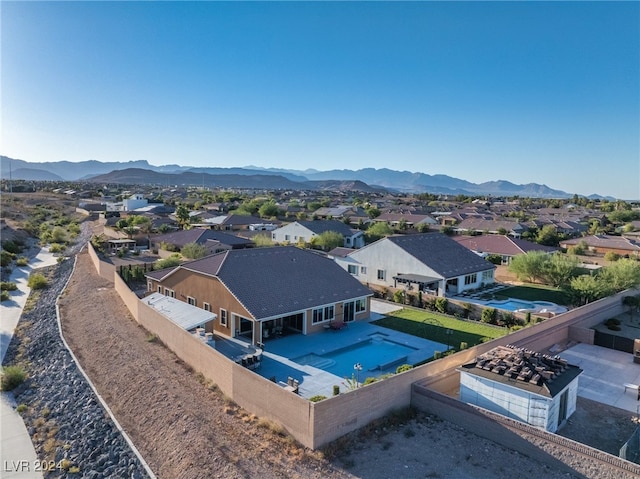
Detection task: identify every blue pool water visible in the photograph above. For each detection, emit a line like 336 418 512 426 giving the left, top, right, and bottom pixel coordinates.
294 336 418 378
481 299 566 313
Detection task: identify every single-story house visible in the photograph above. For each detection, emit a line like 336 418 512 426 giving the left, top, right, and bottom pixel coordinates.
150 228 253 255
452 235 559 264
271 220 365 248
372 213 437 230
332 232 496 296
145 246 373 345
458 345 582 433
454 218 527 238
559 235 640 257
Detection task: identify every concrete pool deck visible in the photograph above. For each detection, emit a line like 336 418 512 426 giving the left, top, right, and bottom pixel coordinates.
252 300 445 398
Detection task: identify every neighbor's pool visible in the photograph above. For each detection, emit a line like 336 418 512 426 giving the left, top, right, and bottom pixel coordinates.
482 299 567 314
293 336 420 378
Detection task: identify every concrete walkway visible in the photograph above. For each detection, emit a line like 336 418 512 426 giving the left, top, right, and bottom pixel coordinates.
1 247 58 479
561 342 640 415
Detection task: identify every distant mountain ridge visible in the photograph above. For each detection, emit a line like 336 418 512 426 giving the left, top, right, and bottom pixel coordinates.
0 155 612 199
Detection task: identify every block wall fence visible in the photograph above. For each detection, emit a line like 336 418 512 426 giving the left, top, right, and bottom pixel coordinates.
86 243 637 450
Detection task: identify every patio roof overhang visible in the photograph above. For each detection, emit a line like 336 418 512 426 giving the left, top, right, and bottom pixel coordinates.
393 273 441 286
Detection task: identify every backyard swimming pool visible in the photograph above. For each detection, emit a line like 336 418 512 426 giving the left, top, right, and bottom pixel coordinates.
480 299 567 314
293 334 444 379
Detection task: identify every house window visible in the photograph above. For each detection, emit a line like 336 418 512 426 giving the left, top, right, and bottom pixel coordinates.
355 298 366 313
482 270 494 281
312 305 335 324
157 285 162 294
464 273 477 285
165 288 175 298
271 233 276 240
203 302 211 312
220 308 228 327
360 266 367 274
377 269 386 280
187 296 196 306
348 265 358 275
285 235 290 241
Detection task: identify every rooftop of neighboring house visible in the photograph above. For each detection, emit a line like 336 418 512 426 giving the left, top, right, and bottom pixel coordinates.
455 217 526 232
458 345 582 398
147 246 373 320
151 228 253 249
452 235 559 257
383 233 496 278
560 234 640 252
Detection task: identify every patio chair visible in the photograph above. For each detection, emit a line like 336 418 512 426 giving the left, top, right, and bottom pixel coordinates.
247 356 255 369
292 379 299 394
252 354 261 369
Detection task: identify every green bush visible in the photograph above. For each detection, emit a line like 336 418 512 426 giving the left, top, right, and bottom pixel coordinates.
1 250 15 267
333 385 340 396
396 364 413 373
433 351 442 359
16 257 29 266
49 243 66 253
309 395 327 402
1 291 10 302
2 240 24 254
0 282 17 291
27 273 48 290
16 404 28 414
1 365 27 391
363 377 378 385
459 341 468 350
434 297 448 314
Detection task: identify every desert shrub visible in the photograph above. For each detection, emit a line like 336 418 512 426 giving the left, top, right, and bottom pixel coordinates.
309 395 327 402
16 257 29 266
16 404 28 414
333 385 340 396
154 254 181 270
0 282 17 291
459 341 468 350
433 351 442 359
396 364 413 373
1 250 15 267
1 365 27 391
2 240 24 254
481 308 497 324
27 273 48 289
1 291 10 302
49 243 65 253
434 297 448 314
363 377 377 385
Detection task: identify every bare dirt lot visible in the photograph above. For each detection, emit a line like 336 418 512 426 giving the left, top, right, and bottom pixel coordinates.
54 245 640 479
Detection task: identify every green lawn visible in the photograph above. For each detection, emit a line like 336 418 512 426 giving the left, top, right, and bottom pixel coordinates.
491 284 570 305
372 308 508 351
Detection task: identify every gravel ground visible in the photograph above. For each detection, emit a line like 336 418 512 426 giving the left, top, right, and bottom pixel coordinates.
4 220 640 478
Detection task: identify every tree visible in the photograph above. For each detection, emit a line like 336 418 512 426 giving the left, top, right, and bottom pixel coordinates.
366 222 393 241
598 259 640 293
536 225 560 246
175 205 191 229
181 242 207 259
508 251 549 283
541 254 580 288
258 201 280 218
313 231 344 251
366 207 381 219
567 275 605 306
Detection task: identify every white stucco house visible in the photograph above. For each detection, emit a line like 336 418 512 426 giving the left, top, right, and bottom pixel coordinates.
272 220 365 249
331 232 496 296
458 345 582 433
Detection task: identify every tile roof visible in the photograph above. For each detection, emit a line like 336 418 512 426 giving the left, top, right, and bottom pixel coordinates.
452 235 559 256
459 345 582 398
386 233 495 278
182 246 372 320
561 234 640 252
152 228 252 248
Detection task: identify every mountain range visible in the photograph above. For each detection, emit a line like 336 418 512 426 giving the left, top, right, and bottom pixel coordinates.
0 156 610 199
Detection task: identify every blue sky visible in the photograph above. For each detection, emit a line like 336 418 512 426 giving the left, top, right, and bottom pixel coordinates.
2 1 638 199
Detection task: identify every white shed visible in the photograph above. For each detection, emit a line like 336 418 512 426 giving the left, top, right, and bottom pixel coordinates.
458 345 582 433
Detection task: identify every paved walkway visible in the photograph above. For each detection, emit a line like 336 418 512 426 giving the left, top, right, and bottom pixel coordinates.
560 342 640 415
1 247 58 479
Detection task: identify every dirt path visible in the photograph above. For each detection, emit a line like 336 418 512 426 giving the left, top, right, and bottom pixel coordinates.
58 248 638 479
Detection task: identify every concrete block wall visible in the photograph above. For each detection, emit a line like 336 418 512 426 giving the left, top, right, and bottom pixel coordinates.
87 242 117 281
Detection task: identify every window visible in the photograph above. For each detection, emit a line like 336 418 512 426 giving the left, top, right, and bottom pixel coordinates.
464 273 477 285
347 264 358 275
157 285 162 294
187 296 196 306
355 298 367 313
285 235 290 241
482 270 494 281
312 305 335 324
220 308 228 327
377 269 386 280
203 302 211 312
360 266 367 274
164 288 175 298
